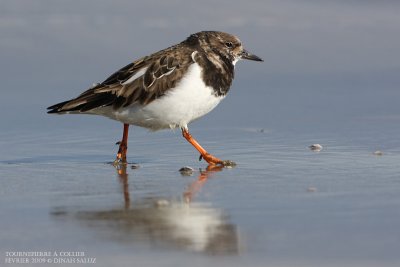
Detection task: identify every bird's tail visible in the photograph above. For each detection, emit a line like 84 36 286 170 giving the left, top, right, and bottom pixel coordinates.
47 87 116 114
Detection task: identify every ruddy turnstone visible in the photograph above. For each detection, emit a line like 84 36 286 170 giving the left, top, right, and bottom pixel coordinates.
47 31 263 166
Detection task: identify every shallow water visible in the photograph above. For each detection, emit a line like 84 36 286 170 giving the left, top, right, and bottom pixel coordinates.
1 124 400 267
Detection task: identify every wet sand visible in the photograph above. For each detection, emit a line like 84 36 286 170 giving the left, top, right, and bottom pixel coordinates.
1 126 400 266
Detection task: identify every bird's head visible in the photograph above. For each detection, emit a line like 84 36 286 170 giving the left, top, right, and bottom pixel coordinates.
191 31 263 64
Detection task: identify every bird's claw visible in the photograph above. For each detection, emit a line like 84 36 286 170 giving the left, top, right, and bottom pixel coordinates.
199 153 236 168
112 155 127 167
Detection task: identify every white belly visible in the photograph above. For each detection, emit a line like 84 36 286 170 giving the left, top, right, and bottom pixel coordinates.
111 63 224 130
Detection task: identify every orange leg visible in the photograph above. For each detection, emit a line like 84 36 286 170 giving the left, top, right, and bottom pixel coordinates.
181 128 236 167
114 123 129 165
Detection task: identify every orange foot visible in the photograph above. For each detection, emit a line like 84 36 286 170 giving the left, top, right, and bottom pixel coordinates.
181 128 236 167
113 150 127 166
199 153 236 167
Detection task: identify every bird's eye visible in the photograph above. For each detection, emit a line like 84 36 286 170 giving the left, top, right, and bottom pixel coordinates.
225 42 233 48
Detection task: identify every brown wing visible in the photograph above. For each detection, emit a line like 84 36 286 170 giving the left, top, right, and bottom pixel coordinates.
112 54 182 109
47 47 193 114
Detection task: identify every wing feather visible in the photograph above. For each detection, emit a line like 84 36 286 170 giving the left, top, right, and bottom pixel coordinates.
47 46 194 114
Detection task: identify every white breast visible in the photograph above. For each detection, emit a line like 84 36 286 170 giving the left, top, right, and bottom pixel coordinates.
113 63 225 130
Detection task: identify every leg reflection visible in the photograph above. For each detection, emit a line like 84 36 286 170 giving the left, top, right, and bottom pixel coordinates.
115 164 130 210
184 165 224 203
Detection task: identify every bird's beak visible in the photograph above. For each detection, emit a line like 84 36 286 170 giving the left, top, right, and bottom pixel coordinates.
241 49 263 62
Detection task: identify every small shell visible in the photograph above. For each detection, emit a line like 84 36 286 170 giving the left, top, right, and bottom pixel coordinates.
179 166 194 176
309 144 323 152
307 186 317 192
373 150 383 156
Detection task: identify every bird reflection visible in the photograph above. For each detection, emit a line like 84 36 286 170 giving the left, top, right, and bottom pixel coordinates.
52 164 239 255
